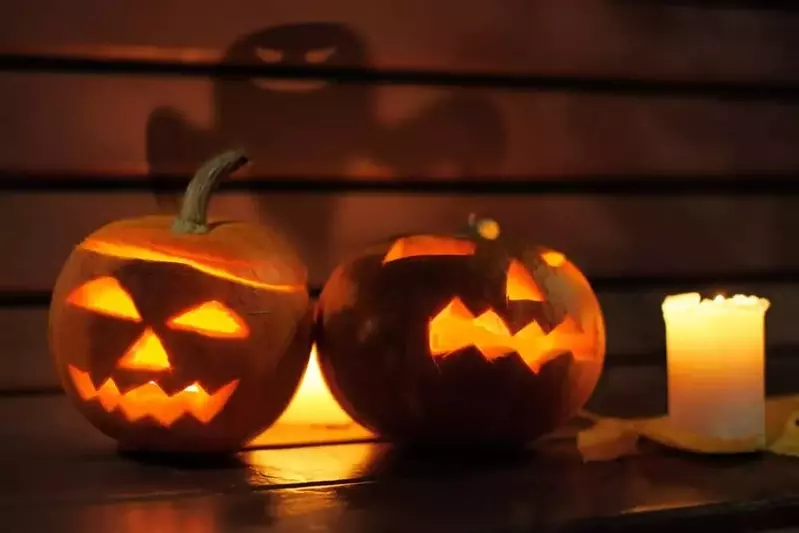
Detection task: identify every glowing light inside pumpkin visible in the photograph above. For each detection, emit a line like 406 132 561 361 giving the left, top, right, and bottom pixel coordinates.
68 365 238 426
428 297 593 373
275 344 354 426
79 238 304 292
118 328 171 371
167 300 250 339
66 276 142 321
541 250 566 267
506 260 545 301
382 236 476 264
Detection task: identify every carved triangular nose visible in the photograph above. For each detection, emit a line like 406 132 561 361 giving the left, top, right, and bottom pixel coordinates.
118 328 171 371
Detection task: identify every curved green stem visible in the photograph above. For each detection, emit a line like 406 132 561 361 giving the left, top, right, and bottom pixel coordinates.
171 149 249 235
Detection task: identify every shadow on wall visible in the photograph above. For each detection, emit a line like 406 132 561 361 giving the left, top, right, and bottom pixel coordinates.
146 21 506 186
146 22 506 276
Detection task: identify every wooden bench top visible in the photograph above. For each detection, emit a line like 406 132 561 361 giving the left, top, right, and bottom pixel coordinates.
2 362 799 532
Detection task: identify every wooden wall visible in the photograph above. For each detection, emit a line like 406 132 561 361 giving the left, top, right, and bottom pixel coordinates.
2 0 799 392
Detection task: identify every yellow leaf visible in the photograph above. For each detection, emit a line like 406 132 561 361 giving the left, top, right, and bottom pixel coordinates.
765 396 799 442
632 416 763 454
767 408 799 457
579 395 799 458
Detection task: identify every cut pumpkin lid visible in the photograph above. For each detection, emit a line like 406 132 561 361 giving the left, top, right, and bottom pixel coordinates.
80 215 307 292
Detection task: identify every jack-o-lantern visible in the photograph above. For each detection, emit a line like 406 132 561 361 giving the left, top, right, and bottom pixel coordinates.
315 216 605 446
49 150 312 453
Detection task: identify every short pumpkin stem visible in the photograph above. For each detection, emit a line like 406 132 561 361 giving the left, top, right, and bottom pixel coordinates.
467 213 501 241
171 149 250 235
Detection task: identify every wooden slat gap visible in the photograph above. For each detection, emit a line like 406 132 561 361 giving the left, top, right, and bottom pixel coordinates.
5 172 799 196
2 54 799 102
0 388 62 398
630 0 799 11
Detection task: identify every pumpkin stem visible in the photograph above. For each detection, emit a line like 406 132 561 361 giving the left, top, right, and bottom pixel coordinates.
467 214 501 241
171 149 249 235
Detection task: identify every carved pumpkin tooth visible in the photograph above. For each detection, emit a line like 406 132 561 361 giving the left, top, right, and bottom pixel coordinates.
67 365 244 429
51 151 314 453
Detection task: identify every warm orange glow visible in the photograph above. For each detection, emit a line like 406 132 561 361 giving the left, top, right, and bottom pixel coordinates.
541 250 566 267
118 328 172 371
275 344 355 427
244 442 377 488
428 297 593 373
80 238 304 293
506 260 544 301
382 236 476 264
66 276 142 321
167 300 250 339
68 365 238 426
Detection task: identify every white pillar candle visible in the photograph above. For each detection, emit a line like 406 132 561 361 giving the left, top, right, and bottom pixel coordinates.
661 292 770 441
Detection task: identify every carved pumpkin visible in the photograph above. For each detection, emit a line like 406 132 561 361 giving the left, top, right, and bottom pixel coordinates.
49 150 312 453
315 216 605 446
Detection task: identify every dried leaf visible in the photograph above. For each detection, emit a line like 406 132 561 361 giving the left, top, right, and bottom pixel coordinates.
767 409 799 457
576 418 640 462
632 416 763 455
579 395 799 459
765 396 799 443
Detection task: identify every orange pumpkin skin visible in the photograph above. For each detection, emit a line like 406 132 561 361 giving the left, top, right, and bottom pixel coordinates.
49 151 311 453
315 218 606 446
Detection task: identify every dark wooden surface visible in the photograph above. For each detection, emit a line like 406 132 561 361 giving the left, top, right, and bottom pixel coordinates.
2 363 799 533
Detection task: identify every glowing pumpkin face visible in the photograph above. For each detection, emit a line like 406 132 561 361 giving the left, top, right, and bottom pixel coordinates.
315 217 605 446
49 151 312 453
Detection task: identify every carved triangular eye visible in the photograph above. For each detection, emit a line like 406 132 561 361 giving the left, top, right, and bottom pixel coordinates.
167 301 250 339
67 276 142 321
506 260 544 302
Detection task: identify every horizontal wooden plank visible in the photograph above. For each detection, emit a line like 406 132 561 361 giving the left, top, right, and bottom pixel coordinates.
1 364 799 533
7 282 799 390
3 74 799 177
0 308 54 389
6 456 799 533
5 55 799 104
650 1 799 11
1 2 798 84
0 395 380 503
3 192 797 292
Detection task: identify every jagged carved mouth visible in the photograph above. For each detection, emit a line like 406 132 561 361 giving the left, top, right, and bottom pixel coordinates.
67 365 239 427
251 79 329 92
428 297 593 373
